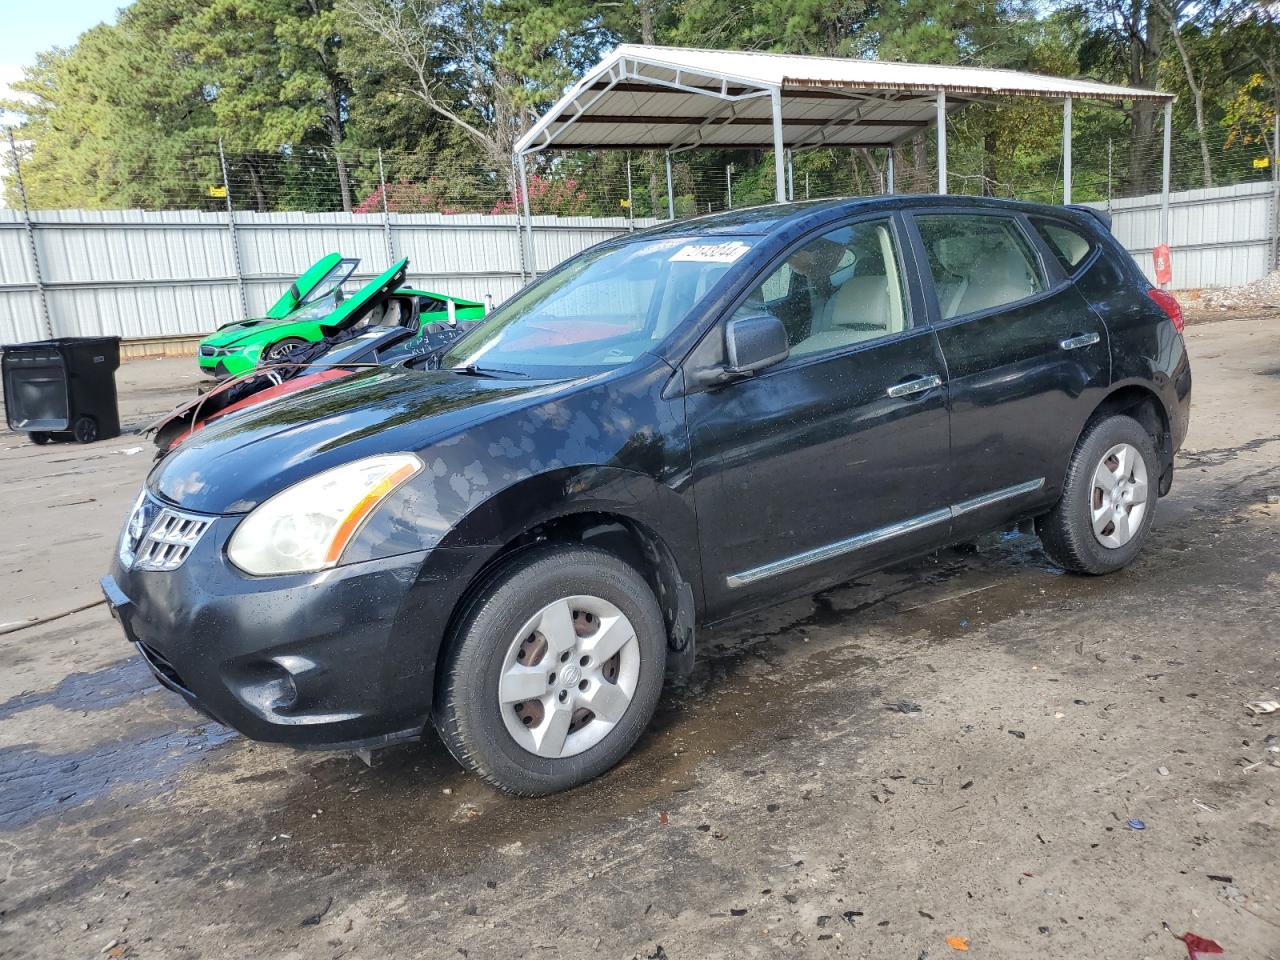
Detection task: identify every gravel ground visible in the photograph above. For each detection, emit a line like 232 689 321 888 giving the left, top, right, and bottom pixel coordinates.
0 320 1277 960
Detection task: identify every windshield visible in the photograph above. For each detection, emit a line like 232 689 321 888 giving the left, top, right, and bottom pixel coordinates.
287 295 340 323
439 235 758 377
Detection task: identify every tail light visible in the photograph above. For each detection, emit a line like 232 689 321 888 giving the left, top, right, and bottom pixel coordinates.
1147 288 1184 333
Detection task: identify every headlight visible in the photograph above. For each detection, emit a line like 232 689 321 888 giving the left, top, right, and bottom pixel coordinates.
227 453 422 576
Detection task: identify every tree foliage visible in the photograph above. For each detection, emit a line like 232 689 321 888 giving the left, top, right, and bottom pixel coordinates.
4 0 1279 212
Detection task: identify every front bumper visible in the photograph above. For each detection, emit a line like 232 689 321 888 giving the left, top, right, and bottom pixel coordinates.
102 517 439 748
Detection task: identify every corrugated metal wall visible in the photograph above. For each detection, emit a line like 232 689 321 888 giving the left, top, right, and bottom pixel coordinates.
0 210 656 345
1085 181 1275 289
1 186 1274 346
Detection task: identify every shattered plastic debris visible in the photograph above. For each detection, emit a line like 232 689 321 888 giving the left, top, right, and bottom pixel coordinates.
1245 700 1279 715
945 935 970 951
1178 932 1225 959
1125 819 1147 830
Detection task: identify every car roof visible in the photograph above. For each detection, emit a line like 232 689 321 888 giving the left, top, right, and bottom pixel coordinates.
629 194 1101 241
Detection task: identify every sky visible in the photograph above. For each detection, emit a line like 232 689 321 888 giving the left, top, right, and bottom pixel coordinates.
0 0 122 122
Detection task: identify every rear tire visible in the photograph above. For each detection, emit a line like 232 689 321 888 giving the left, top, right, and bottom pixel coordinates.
433 545 667 796
1038 414 1159 574
28 431 51 445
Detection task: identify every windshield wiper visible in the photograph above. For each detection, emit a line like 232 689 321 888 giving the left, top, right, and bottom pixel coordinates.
451 364 530 380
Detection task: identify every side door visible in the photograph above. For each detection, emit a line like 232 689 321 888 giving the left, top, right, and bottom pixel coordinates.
905 210 1110 539
683 215 954 620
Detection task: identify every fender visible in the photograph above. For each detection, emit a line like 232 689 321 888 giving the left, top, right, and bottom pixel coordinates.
373 463 701 721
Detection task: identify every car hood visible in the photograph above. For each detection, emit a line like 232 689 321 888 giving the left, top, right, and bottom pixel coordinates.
150 365 566 514
202 318 284 349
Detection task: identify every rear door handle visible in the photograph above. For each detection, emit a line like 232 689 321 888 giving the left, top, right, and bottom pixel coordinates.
1060 332 1100 351
886 374 942 398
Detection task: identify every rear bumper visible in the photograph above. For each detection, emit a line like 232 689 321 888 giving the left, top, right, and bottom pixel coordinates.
101 522 437 748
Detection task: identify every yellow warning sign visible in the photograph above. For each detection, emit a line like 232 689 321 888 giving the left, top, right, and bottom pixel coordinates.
208 184 228 198
1253 156 1270 169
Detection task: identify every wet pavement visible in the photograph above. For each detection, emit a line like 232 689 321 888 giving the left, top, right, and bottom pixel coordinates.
1 322 1278 959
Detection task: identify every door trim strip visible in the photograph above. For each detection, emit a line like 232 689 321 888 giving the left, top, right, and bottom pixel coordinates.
725 477 1045 589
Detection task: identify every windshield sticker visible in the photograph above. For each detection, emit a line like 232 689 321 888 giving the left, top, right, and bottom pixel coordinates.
671 240 751 264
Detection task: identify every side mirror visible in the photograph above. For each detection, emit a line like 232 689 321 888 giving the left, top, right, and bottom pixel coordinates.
725 313 789 376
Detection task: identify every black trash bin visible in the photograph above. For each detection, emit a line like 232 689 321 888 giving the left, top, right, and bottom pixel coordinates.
2 337 121 444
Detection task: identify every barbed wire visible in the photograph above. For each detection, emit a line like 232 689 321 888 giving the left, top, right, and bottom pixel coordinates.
5 122 1275 219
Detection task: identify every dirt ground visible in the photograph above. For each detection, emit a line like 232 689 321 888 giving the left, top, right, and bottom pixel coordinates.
0 318 1277 960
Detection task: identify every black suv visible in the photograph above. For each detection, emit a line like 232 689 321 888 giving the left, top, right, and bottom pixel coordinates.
102 197 1191 795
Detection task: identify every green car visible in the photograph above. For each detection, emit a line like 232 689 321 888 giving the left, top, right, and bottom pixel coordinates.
197 253 487 378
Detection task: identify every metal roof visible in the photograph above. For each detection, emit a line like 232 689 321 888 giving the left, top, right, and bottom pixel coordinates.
517 44 1174 155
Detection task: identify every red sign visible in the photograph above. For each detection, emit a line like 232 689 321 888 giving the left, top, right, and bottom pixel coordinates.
1152 244 1173 286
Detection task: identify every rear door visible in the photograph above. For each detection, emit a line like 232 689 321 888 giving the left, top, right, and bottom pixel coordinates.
684 214 954 620
905 209 1110 537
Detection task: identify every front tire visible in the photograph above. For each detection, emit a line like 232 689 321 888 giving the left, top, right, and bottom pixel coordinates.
262 337 307 363
433 545 667 795
1038 414 1159 574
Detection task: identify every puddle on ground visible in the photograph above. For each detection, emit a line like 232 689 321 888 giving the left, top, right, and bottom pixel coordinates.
259 532 1076 879
0 656 239 831
0 657 158 721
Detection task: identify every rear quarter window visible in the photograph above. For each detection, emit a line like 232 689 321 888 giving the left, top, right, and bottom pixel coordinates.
1030 218 1095 273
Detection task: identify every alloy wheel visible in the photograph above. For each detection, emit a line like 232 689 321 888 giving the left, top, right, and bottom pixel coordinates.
497 595 640 759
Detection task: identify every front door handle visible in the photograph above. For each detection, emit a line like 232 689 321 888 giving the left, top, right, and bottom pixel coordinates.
1060 332 1101 351
886 374 942 399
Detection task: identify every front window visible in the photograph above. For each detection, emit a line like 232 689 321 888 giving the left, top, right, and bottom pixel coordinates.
301 258 359 305
438 235 759 377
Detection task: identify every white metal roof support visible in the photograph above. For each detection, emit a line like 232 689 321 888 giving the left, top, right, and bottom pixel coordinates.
936 91 947 195
1063 97 1073 204
1161 99 1172 286
887 148 895 194
665 151 675 219
517 152 534 276
771 86 787 202
787 149 795 201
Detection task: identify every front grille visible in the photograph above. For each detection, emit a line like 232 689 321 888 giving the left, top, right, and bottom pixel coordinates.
136 641 191 694
120 494 212 572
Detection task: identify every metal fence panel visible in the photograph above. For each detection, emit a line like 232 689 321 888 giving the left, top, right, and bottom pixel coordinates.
0 191 1271 347
1087 181 1274 289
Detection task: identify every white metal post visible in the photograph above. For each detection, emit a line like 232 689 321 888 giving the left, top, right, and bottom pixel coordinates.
887 148 895 195
786 149 795 201
1272 113 1280 269
726 164 732 209
665 151 675 219
625 151 634 230
771 86 787 202
517 152 534 278
218 139 249 321
1063 97 1073 205
377 148 395 261
935 91 947 195
1160 100 1172 264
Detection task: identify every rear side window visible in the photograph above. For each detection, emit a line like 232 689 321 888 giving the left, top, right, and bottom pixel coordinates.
914 214 1046 320
1031 218 1094 272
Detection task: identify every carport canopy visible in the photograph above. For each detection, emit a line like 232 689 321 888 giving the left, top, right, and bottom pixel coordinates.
515 44 1175 210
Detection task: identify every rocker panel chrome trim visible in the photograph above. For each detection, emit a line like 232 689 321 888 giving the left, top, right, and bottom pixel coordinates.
726 477 1046 589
